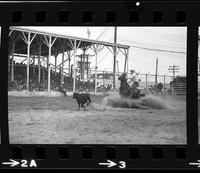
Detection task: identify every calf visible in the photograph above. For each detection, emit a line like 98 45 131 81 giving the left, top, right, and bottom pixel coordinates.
73 92 91 110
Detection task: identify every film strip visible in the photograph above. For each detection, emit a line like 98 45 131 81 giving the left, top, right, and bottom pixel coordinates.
0 0 199 170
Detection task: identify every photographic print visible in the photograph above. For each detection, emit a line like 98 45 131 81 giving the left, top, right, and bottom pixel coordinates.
8 26 187 144
0 26 1 144
198 27 200 143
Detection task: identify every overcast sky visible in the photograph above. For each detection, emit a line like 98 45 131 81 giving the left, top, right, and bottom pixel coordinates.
14 26 187 76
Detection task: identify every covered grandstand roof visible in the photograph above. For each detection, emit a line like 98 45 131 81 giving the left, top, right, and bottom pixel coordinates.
9 26 130 57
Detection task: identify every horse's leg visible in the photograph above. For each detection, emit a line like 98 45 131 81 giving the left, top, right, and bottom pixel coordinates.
87 99 91 106
81 103 86 107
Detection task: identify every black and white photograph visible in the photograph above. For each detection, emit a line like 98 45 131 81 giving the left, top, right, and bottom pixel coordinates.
0 26 1 144
198 27 200 143
8 26 187 144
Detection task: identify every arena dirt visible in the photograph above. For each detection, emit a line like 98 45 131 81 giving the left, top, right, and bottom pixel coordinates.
8 94 186 144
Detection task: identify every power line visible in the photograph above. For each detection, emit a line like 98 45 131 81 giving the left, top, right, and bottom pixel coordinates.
95 50 176 72
127 47 185 70
87 28 112 70
132 29 186 43
147 30 186 43
132 58 170 75
118 38 185 50
90 37 113 70
130 45 186 54
133 54 182 69
98 37 113 63
117 38 186 54
98 51 110 64
96 27 110 40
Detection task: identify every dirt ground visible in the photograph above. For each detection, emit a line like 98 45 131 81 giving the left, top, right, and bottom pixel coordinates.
8 94 186 144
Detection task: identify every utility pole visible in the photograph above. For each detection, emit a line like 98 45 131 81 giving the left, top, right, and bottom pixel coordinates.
103 68 107 87
198 39 200 75
168 65 180 78
198 57 200 76
117 61 119 73
155 58 158 84
87 28 91 39
113 26 117 90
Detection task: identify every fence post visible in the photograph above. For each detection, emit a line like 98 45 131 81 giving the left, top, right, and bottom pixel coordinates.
164 75 165 93
11 40 15 82
103 71 105 87
145 74 148 89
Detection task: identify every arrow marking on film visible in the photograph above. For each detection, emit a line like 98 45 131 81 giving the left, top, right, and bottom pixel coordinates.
99 160 117 168
189 160 200 168
2 159 20 167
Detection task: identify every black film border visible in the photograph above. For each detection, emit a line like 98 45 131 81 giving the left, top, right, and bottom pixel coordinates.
0 0 199 169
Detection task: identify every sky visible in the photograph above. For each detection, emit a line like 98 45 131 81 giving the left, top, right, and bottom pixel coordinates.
13 26 187 76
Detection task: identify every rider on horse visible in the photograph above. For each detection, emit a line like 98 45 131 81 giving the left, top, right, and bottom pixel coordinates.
118 71 145 99
128 70 140 91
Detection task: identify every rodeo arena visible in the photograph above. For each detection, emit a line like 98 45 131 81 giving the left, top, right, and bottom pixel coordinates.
8 27 187 144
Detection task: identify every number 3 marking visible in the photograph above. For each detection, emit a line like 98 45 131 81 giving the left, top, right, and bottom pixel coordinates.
119 161 126 168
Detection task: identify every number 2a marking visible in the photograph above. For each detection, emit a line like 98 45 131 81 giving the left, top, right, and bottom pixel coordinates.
20 160 37 168
119 161 126 168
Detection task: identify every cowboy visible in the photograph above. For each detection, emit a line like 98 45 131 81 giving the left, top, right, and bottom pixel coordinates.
58 82 66 96
128 70 138 89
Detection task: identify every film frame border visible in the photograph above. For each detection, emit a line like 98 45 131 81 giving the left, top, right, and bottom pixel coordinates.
0 0 199 169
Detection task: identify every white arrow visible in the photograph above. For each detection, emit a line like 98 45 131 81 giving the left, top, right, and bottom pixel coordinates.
99 160 117 168
189 160 200 168
2 159 20 167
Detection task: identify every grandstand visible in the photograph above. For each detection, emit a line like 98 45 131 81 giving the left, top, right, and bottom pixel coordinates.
8 27 130 93
8 61 74 92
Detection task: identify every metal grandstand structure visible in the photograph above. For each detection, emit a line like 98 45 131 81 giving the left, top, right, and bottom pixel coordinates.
198 35 200 75
198 35 200 94
8 27 130 92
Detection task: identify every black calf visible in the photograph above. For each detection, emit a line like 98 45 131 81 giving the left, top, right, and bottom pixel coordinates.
73 92 91 110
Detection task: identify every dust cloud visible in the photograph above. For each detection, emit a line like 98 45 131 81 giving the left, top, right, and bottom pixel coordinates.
90 94 178 110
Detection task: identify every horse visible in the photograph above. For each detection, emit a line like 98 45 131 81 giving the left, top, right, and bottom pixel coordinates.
149 82 163 95
118 73 145 99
